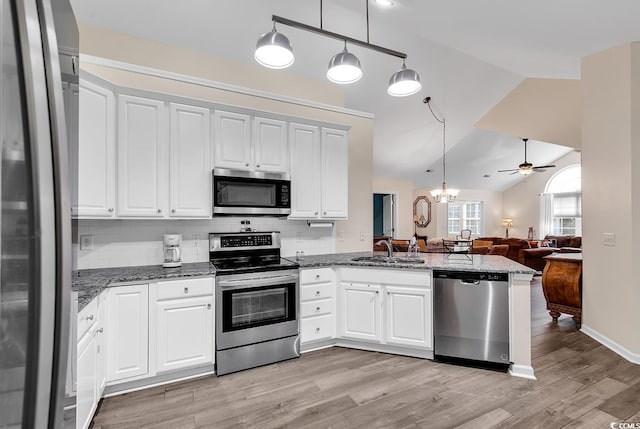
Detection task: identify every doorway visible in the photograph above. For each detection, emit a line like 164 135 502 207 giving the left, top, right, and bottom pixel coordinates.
373 193 396 238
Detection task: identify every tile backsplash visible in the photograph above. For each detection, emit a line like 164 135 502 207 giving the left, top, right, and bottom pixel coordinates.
73 217 336 270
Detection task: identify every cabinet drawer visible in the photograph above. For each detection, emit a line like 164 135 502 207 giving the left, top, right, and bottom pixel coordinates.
77 297 98 340
156 277 213 300
301 315 335 344
301 283 333 301
301 299 333 318
300 268 334 285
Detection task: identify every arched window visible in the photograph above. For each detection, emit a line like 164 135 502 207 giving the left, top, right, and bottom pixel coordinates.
541 164 581 236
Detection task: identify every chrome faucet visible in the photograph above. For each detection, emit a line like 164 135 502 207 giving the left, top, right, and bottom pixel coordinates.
375 238 394 258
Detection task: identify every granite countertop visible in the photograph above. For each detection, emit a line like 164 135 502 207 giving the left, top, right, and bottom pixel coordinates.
72 262 215 311
292 251 537 274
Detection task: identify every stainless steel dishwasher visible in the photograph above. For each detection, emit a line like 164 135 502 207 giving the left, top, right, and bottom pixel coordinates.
433 270 510 365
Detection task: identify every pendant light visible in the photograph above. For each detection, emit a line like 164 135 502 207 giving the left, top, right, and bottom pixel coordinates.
254 22 295 69
424 97 458 203
327 42 362 84
255 1 422 96
388 59 422 97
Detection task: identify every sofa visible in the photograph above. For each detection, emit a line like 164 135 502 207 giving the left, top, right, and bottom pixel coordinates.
518 235 582 272
476 237 532 262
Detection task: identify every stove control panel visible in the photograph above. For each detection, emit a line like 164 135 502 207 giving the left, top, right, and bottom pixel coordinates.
209 231 280 252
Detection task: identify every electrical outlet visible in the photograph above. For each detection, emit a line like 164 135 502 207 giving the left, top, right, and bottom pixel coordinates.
337 230 344 242
296 232 302 242
193 234 200 247
603 233 615 247
80 235 93 250
360 232 365 241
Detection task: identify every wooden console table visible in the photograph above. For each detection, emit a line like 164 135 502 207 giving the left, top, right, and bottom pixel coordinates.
541 253 582 327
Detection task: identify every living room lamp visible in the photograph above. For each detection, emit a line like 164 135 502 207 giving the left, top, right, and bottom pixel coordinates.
424 97 458 203
502 218 513 238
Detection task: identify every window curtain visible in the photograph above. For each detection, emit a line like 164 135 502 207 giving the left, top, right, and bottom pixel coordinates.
539 193 554 237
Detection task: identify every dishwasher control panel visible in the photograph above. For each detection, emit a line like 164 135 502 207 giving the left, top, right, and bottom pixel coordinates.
433 270 508 282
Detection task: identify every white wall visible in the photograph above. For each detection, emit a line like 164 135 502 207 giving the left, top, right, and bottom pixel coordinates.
75 218 335 269
502 150 581 239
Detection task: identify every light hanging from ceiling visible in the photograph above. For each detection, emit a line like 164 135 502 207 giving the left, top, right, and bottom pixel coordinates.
254 23 295 69
424 97 459 203
254 0 421 96
327 43 362 84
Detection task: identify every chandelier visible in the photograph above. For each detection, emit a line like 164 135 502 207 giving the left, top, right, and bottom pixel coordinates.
424 97 458 203
254 0 422 96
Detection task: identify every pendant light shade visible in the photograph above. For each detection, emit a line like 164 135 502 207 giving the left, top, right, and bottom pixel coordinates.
327 46 362 84
387 62 422 97
254 27 295 69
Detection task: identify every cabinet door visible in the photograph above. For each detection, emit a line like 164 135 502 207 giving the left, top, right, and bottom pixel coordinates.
73 80 117 217
289 123 321 219
106 284 149 382
155 295 213 373
340 282 382 342
213 110 251 170
95 291 107 396
321 128 348 219
117 94 166 217
385 286 432 349
169 103 211 217
253 117 288 173
76 329 97 429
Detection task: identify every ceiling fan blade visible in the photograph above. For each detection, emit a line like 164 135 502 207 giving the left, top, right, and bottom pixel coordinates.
497 168 519 173
510 171 520 175
532 164 556 169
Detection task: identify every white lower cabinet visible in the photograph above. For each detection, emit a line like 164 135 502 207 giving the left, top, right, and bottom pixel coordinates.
153 278 214 373
300 268 336 345
338 268 432 350
106 284 149 383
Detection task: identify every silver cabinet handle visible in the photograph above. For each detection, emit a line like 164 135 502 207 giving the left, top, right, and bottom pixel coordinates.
85 315 94 321
323 212 327 215
256 164 261 168
387 292 390 295
245 162 249 167
171 209 176 213
97 328 104 334
71 56 77 75
157 209 162 213
184 287 189 294
207 303 211 310
315 290 320 296
314 211 318 215
315 274 320 279
108 208 114 212
316 307 320 311
375 291 379 294
315 327 320 333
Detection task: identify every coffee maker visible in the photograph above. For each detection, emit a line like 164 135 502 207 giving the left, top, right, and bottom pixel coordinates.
162 234 182 268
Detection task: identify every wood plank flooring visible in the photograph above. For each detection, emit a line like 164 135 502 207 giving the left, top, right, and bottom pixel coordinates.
91 278 640 428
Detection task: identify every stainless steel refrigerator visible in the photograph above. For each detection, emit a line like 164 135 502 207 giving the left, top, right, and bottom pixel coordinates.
0 0 75 427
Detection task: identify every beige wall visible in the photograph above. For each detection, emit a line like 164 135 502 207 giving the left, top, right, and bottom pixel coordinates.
581 43 640 356
373 177 415 239
503 150 581 239
78 25 373 254
411 188 503 239
476 78 582 149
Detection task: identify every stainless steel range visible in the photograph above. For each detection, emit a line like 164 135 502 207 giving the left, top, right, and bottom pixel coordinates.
210 231 300 375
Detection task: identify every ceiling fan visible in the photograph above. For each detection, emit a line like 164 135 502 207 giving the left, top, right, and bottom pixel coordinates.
498 138 556 176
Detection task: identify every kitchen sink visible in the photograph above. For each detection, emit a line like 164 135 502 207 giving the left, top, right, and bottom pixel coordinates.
351 255 424 264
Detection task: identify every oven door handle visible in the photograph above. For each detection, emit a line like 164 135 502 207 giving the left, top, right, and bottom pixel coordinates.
216 274 299 289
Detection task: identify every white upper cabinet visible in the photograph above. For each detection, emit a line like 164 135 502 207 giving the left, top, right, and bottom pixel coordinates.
117 94 167 217
169 103 211 217
253 117 288 173
72 79 116 217
289 123 321 219
289 124 348 220
213 110 251 171
320 128 348 219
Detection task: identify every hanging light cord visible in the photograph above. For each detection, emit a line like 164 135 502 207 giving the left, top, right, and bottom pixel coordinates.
424 97 447 184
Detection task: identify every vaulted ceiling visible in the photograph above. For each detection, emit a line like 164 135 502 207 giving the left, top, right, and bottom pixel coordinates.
69 0 640 191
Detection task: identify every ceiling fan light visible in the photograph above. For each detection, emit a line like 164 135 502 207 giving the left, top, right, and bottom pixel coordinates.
374 0 394 6
327 48 362 84
388 63 421 96
255 29 294 69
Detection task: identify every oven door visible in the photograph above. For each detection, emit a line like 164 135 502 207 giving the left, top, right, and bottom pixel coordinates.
216 270 299 350
213 168 291 215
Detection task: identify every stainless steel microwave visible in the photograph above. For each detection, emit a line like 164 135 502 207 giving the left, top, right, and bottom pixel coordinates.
212 168 291 215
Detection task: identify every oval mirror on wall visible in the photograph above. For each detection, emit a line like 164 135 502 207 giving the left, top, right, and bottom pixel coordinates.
413 196 431 228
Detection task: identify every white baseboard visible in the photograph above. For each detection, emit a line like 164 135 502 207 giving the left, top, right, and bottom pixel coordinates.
581 324 640 364
509 364 537 379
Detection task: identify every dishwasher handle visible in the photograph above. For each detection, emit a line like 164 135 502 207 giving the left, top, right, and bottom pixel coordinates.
459 279 481 285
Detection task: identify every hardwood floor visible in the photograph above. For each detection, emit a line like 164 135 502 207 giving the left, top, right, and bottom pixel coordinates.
92 278 640 428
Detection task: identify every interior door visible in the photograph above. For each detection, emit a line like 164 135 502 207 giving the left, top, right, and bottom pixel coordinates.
382 194 394 237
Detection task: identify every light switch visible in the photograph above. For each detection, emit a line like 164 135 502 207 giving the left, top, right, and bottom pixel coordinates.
602 233 615 247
